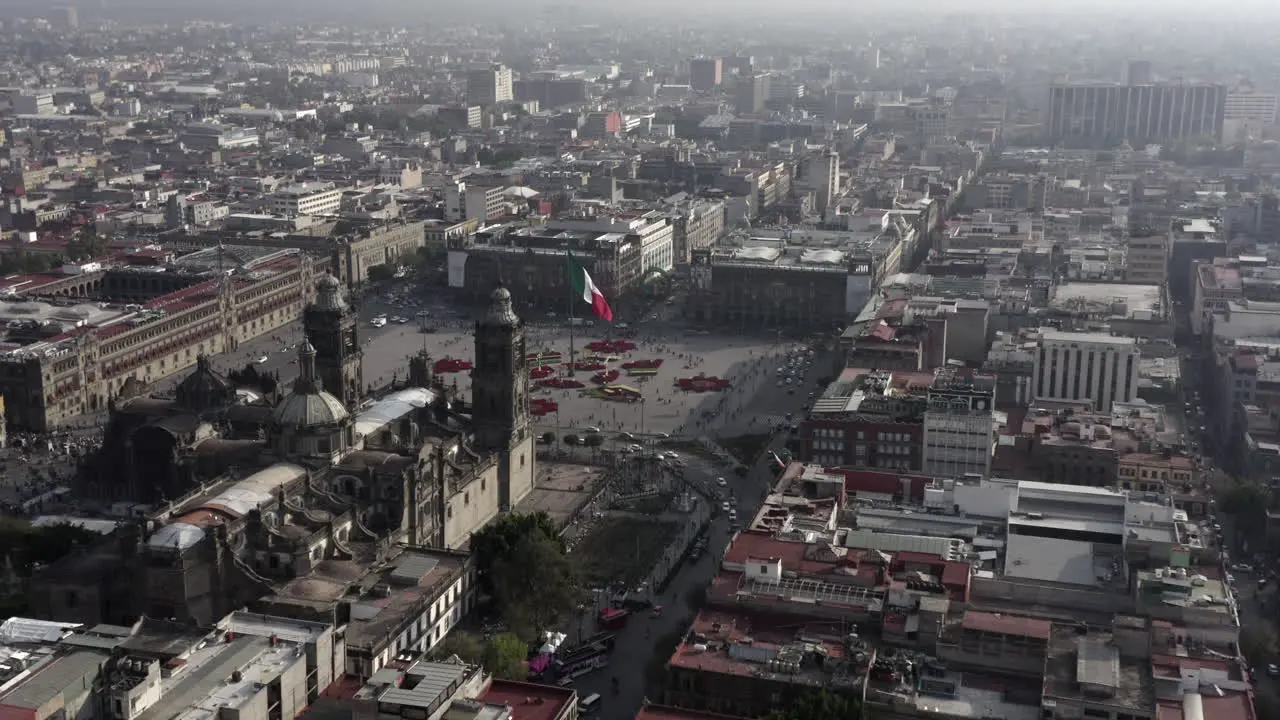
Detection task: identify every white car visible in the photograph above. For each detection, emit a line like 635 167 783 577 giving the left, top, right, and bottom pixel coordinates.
665 451 679 459
586 426 600 433
721 502 731 512
656 432 671 439
255 356 269 365
717 477 727 487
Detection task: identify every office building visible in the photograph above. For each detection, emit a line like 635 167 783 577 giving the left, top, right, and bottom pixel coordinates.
689 57 723 91
735 73 770 115
1046 82 1226 146
444 181 506 223
467 64 514 106
1223 88 1279 142
1031 329 1140 412
1123 60 1152 85
268 182 344 217
1124 231 1170 285
12 91 55 115
922 368 996 479
805 150 839 214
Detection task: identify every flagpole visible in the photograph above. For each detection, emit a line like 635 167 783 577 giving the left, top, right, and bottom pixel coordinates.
567 251 576 378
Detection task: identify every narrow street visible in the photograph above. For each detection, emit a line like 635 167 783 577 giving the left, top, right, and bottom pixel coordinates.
564 432 784 719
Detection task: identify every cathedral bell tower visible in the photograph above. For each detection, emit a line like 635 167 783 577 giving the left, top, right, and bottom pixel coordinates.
473 287 534 509
304 274 364 409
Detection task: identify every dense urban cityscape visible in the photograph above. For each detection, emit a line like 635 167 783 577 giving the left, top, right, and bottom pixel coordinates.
0 5 1275 720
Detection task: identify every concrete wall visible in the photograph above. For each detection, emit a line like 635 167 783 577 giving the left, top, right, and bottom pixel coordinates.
970 576 1133 614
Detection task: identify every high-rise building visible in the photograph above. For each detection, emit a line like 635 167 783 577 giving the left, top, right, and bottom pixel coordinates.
735 73 770 115
466 64 513 106
1046 82 1226 146
922 368 996 479
59 6 78 30
1031 329 1140 412
805 150 839 214
1123 60 1152 85
689 57 723 91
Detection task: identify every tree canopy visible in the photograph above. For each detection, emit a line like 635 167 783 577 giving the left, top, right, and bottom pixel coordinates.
0 518 103 577
767 690 861 720
472 512 563 589
1220 480 1271 550
491 533 579 642
431 630 485 666
483 632 529 680
472 512 575 640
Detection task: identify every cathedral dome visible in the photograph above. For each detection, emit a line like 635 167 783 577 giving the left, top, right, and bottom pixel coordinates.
272 340 350 428
313 273 348 312
176 355 234 411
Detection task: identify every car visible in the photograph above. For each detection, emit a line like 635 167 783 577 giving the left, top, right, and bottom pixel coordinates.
721 502 731 512
629 444 643 452
655 432 671 439
619 432 635 441
717 477 728 487
665 451 679 459
255 356 269 365
1269 664 1280 678
586 426 601 433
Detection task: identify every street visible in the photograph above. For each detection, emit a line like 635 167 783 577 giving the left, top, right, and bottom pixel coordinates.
563 430 785 719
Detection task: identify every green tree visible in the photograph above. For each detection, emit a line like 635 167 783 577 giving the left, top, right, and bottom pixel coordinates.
431 630 485 665
1220 480 1271 550
483 632 529 680
0 518 102 576
491 534 579 642
471 512 563 595
582 433 604 448
767 690 861 720
563 434 580 447
366 264 396 283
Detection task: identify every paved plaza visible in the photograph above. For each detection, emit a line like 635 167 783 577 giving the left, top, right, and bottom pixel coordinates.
95 287 828 446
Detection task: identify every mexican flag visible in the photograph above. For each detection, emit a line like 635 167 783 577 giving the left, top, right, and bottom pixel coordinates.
568 254 613 322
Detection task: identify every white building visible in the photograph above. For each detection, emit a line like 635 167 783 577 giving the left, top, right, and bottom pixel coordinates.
547 213 675 275
1224 89 1278 142
1031 329 1140 412
466 64 513 106
445 182 507 223
922 368 996 479
1003 481 1127 587
12 91 54 115
269 182 344 217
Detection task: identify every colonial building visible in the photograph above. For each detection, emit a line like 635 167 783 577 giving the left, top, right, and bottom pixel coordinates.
0 247 318 432
35 282 534 630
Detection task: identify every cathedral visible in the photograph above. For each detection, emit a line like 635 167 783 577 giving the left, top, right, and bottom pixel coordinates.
32 279 535 626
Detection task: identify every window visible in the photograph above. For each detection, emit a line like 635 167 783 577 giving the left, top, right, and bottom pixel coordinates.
1082 709 1110 720
760 565 770 573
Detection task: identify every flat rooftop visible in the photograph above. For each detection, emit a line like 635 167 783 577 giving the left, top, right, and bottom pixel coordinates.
1043 627 1154 713
344 551 468 651
135 636 271 720
218 611 329 645
174 643 300 720
0 299 126 329
1051 282 1165 320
